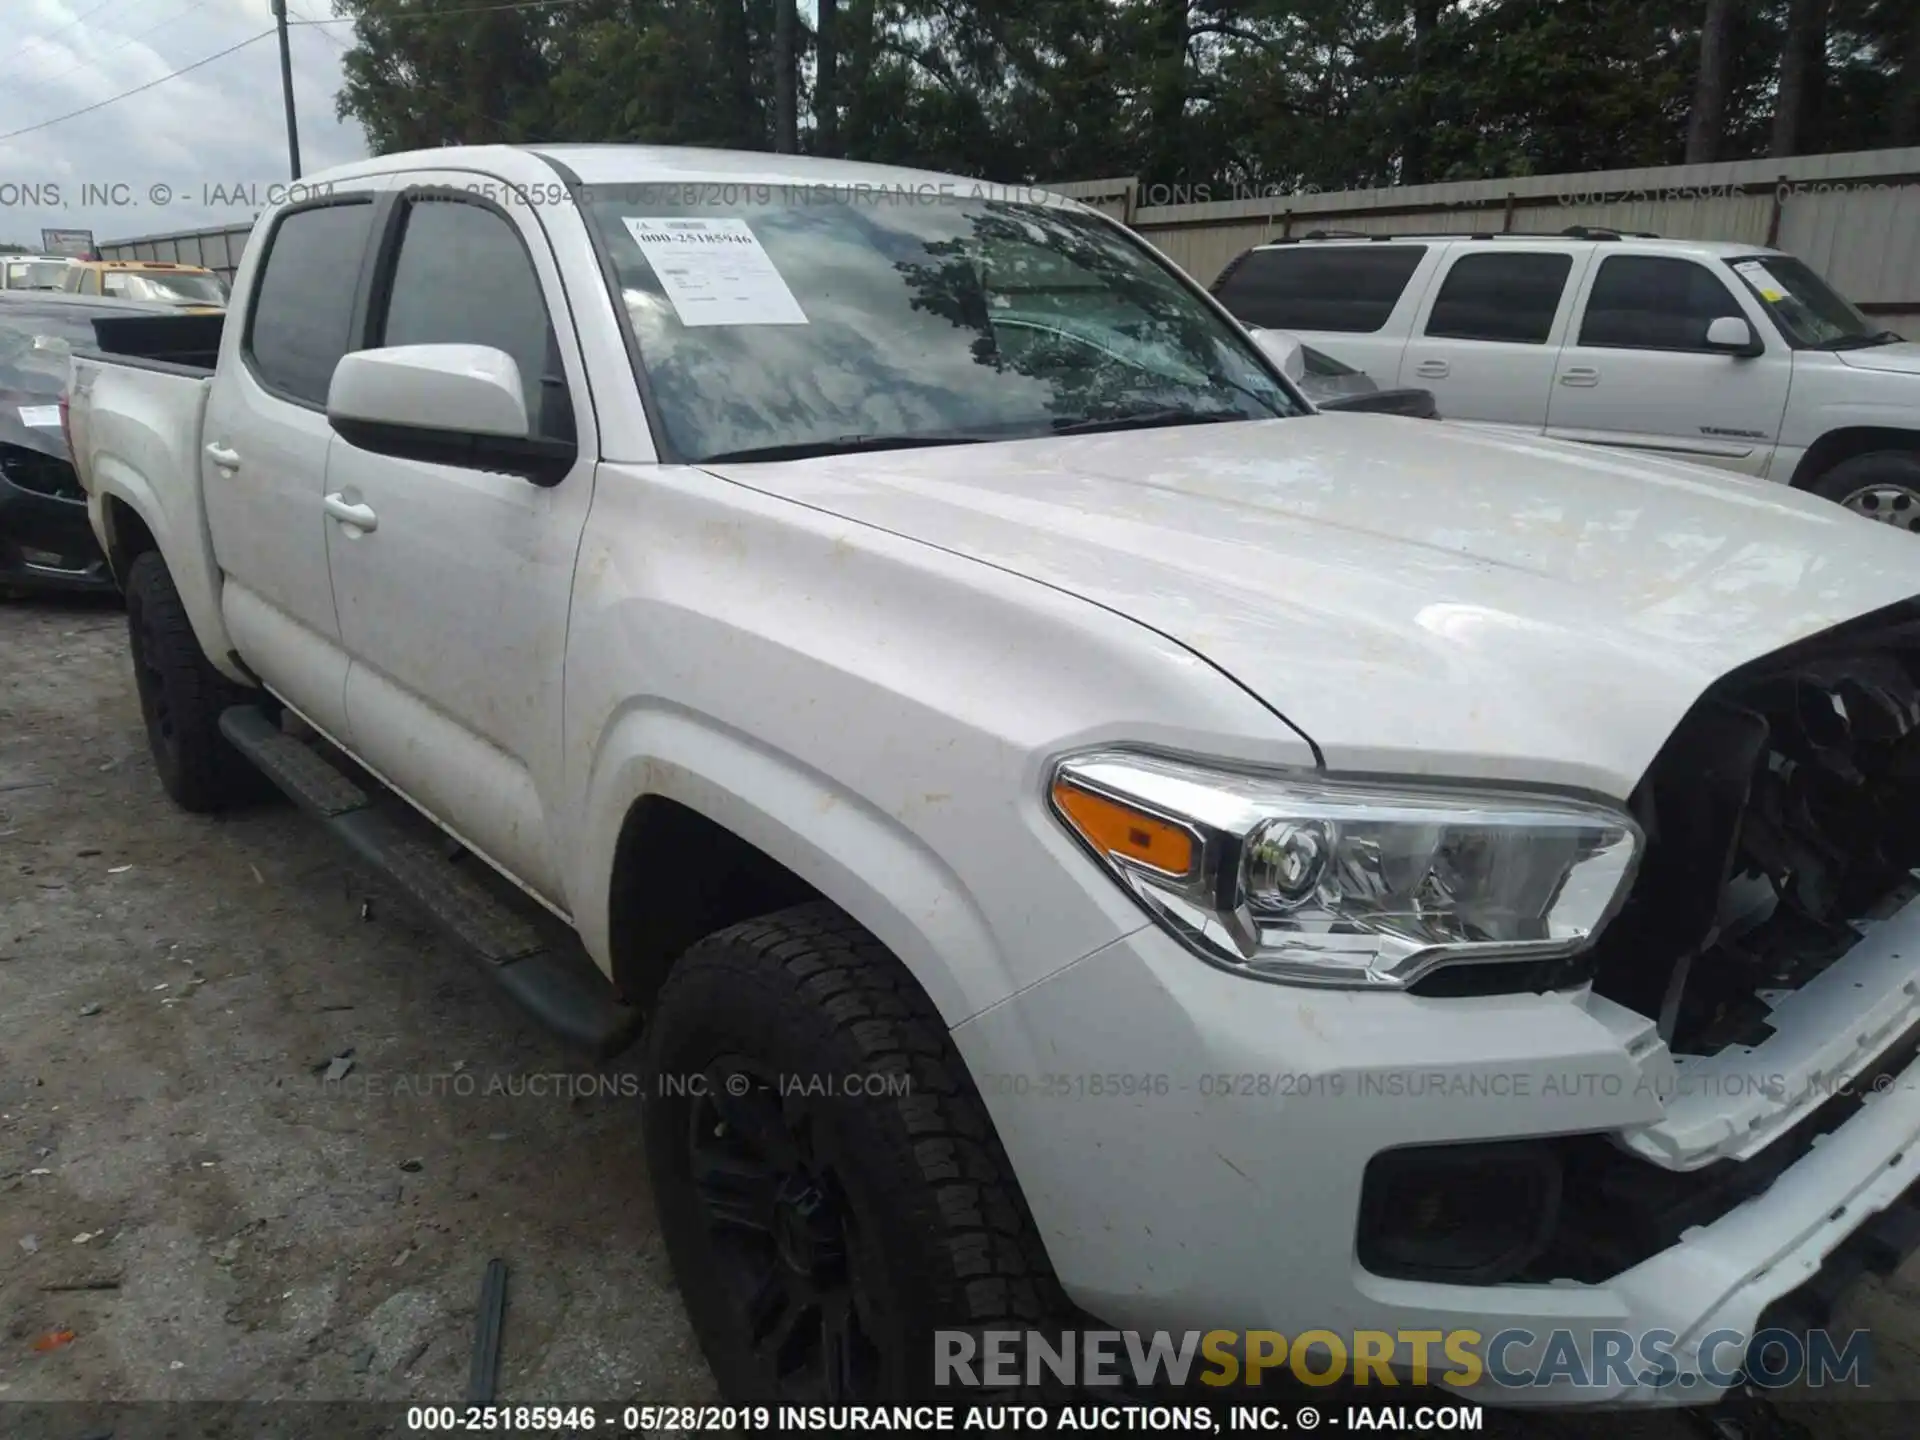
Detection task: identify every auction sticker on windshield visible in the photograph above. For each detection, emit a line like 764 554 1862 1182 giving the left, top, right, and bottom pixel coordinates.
621 217 809 327
17 405 61 428
1733 260 1791 302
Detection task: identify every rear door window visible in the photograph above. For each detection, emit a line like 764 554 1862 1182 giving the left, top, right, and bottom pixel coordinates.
245 201 376 406
1423 252 1573 344
1578 256 1748 351
1214 246 1427 333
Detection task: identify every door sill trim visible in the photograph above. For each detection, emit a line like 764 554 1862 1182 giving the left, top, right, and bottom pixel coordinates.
259 686 577 928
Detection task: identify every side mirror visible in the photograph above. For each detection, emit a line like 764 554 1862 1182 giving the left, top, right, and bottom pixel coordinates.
327 344 573 485
1249 327 1308 384
1704 316 1763 357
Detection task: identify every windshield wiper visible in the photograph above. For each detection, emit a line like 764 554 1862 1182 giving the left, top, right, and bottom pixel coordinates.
1828 330 1905 351
1047 407 1251 437
700 432 1005 463
701 407 1259 461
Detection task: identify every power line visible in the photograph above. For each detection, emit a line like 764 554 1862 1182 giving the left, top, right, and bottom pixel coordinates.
0 27 275 144
12 0 219 96
0 0 145 83
0 0 592 153
13 0 138 62
289 0 599 23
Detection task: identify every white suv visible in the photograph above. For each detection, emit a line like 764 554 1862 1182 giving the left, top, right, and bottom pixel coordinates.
1213 229 1920 530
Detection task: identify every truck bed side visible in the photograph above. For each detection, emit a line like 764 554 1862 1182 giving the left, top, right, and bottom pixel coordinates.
68 353 240 681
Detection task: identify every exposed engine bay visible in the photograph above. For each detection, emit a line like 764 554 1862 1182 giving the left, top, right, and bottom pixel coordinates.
1591 601 1920 1057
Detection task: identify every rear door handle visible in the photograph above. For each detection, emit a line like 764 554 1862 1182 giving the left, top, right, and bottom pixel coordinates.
1414 359 1449 379
323 493 378 533
204 442 241 470
1559 367 1600 387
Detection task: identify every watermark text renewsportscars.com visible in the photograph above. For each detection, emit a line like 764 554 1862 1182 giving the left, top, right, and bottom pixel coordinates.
935 1326 1873 1394
0 181 336 211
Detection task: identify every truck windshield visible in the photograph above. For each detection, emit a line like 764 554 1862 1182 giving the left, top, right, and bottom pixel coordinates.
582 187 1300 462
1728 254 1898 350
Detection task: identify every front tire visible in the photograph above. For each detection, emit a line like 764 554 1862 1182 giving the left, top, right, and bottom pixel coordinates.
640 902 1064 1403
1809 450 1920 533
123 550 258 812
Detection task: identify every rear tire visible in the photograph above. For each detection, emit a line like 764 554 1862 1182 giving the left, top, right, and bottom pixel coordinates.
640 901 1065 1403
123 550 259 812
1809 450 1920 534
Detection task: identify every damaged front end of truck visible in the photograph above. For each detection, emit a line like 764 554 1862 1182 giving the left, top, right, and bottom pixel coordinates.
1366 601 1920 1301
1594 599 1920 1140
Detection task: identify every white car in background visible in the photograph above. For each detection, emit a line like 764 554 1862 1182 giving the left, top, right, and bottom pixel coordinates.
1214 230 1920 529
1 255 76 292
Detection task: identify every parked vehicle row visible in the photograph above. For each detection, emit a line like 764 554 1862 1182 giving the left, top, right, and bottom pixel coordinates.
62 258 228 308
0 255 228 595
0 291 200 594
1212 230 1920 526
63 145 1920 1408
1 252 228 304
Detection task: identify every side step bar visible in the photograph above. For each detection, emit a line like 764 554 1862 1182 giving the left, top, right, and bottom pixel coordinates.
219 705 643 1059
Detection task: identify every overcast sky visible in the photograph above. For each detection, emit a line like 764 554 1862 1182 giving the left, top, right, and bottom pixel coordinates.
0 0 370 250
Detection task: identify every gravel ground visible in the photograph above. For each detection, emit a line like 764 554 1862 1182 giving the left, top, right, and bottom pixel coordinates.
0 595 713 1417
2 592 1918 1438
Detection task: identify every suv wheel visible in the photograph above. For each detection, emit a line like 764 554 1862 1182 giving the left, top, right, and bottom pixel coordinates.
640 902 1063 1402
123 550 260 812
1811 450 1920 533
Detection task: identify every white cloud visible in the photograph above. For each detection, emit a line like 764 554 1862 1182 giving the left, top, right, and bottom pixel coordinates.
0 0 369 250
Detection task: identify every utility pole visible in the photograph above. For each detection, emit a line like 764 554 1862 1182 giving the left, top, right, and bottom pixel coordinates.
272 0 302 180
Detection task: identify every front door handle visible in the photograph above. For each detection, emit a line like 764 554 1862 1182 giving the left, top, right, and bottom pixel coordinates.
1414 359 1449 379
323 493 378 533
1559 367 1600 387
205 442 241 471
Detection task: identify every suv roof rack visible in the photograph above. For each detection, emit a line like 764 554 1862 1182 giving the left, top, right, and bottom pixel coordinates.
1558 225 1661 240
1262 226 1662 247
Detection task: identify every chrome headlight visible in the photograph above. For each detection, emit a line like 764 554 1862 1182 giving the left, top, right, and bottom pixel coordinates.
1050 751 1640 989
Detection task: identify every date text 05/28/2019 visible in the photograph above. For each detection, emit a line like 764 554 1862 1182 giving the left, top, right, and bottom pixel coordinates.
403 1402 1482 1433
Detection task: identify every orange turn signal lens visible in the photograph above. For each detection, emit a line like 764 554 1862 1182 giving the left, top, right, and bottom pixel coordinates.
1051 779 1195 876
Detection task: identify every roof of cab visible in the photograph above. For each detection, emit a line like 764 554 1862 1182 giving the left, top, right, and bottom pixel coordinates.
302 143 1085 209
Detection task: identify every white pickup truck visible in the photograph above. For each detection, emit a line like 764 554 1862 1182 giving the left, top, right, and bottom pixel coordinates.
64 144 1920 1409
1212 231 1920 526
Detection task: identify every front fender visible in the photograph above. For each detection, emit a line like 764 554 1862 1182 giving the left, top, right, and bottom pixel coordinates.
560 463 1317 1031
572 702 1013 1024
1781 359 1920 454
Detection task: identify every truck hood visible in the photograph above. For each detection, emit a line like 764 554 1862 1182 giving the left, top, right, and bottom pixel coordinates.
702 415 1920 797
1835 341 1920 375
